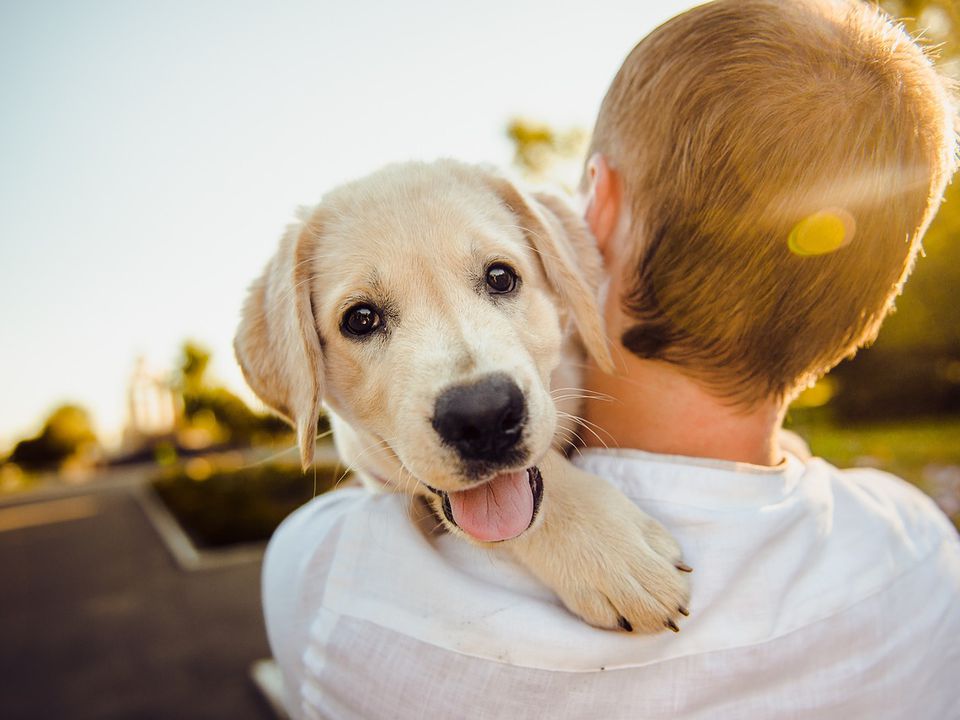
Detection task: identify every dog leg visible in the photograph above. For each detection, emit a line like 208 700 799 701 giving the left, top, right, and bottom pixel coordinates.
505 449 691 633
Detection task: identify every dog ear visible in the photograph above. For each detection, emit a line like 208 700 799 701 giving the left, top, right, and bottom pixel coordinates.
234 212 325 470
485 175 614 373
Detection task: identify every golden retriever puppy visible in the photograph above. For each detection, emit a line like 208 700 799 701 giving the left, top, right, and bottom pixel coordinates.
235 160 691 633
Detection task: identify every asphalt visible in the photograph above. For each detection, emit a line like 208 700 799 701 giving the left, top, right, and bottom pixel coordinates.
0 486 276 720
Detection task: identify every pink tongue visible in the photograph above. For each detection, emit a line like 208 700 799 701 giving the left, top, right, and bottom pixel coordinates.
447 470 533 542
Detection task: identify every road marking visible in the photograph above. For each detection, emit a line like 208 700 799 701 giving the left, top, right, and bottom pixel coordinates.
0 496 99 533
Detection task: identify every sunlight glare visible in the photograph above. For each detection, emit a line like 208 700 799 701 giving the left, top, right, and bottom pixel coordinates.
787 208 855 256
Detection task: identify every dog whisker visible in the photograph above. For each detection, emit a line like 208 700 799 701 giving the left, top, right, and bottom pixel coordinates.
564 411 618 443
554 428 585 457
551 393 614 404
564 418 615 451
397 464 418 497
557 422 590 450
551 386 614 402
557 410 617 450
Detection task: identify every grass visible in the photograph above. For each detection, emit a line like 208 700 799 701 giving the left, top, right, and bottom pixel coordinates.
789 417 960 488
786 415 960 528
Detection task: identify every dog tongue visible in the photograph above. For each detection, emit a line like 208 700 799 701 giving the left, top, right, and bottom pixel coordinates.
447 470 533 542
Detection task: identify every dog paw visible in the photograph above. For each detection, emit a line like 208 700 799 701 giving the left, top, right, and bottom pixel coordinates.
506 452 692 634
552 509 692 634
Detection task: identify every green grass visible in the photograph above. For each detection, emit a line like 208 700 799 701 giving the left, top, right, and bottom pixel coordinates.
790 417 960 489
786 416 960 528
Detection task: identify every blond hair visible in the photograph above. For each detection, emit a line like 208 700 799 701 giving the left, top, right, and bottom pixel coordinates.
589 0 957 402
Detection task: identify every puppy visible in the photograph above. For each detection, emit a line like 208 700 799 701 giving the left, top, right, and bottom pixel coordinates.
235 160 691 633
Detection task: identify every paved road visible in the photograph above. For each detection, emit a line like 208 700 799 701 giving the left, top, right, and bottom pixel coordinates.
0 487 276 720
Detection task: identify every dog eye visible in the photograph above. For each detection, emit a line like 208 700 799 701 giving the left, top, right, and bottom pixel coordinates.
485 263 518 295
341 304 382 337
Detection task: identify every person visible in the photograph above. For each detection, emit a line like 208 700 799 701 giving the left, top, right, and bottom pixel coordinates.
262 1 960 717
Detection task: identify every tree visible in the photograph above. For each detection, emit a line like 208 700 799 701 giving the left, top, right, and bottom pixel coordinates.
172 340 298 446
506 117 588 189
178 340 211 396
7 404 99 471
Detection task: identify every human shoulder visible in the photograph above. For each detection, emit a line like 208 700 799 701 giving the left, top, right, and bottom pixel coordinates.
818 459 958 550
266 486 411 569
573 445 956 549
262 486 417 694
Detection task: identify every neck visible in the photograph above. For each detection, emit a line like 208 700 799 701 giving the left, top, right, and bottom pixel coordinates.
581 354 785 466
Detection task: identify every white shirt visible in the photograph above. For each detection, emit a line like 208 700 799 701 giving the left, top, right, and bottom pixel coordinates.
263 449 960 719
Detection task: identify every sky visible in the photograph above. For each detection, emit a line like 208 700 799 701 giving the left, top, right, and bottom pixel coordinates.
0 0 700 452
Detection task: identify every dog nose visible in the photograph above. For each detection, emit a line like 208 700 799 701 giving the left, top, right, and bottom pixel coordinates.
432 374 526 462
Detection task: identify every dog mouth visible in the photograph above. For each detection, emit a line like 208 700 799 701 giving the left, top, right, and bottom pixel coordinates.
425 466 543 543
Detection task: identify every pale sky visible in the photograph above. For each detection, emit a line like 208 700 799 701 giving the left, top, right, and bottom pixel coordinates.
0 0 699 452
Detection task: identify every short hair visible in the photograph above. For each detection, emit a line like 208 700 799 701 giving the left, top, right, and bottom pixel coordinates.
588 0 957 402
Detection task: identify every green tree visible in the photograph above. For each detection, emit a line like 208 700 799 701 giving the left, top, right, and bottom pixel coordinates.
178 340 212 396
173 340 297 446
506 117 588 188
6 404 99 471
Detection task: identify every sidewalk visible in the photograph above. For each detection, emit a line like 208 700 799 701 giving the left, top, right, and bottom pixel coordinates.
0 480 276 719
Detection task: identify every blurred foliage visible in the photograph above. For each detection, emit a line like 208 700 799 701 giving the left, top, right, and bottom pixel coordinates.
878 0 960 66
178 340 212 396
152 461 346 547
828 1 960 420
4 404 99 472
173 341 300 448
507 117 589 188
794 418 960 484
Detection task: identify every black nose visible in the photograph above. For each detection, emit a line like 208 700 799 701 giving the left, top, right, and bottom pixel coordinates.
432 374 526 462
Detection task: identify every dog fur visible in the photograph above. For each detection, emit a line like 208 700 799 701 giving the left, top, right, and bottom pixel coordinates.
235 160 690 632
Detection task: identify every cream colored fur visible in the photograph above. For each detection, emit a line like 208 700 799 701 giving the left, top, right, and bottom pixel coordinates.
235 160 690 632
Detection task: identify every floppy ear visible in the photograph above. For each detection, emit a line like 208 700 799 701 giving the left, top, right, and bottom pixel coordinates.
234 212 325 470
484 175 614 373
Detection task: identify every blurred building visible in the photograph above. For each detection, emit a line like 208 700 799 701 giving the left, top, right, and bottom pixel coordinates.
122 357 180 452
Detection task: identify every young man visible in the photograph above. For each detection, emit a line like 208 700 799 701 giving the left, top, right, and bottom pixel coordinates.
263 1 960 717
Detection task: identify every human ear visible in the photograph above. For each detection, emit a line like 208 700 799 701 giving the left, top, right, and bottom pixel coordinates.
583 153 622 260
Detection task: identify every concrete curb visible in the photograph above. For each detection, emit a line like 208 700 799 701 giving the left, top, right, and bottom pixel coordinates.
134 486 266 572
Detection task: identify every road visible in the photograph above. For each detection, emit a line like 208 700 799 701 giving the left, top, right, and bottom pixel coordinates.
0 480 276 719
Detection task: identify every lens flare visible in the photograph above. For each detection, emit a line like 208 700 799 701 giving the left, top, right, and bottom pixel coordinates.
788 209 855 256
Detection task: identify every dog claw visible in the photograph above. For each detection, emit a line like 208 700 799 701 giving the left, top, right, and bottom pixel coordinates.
617 616 633 632
675 561 693 573
678 605 689 617
665 619 680 633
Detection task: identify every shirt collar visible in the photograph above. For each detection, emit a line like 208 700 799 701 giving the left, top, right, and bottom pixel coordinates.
574 447 806 509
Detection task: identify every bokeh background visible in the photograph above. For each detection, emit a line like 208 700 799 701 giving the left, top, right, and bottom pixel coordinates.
0 1 957 718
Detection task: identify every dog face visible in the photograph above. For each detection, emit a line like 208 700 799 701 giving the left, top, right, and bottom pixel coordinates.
316 177 564 490
236 161 611 538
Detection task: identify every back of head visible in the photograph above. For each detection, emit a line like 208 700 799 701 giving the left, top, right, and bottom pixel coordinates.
590 0 957 403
